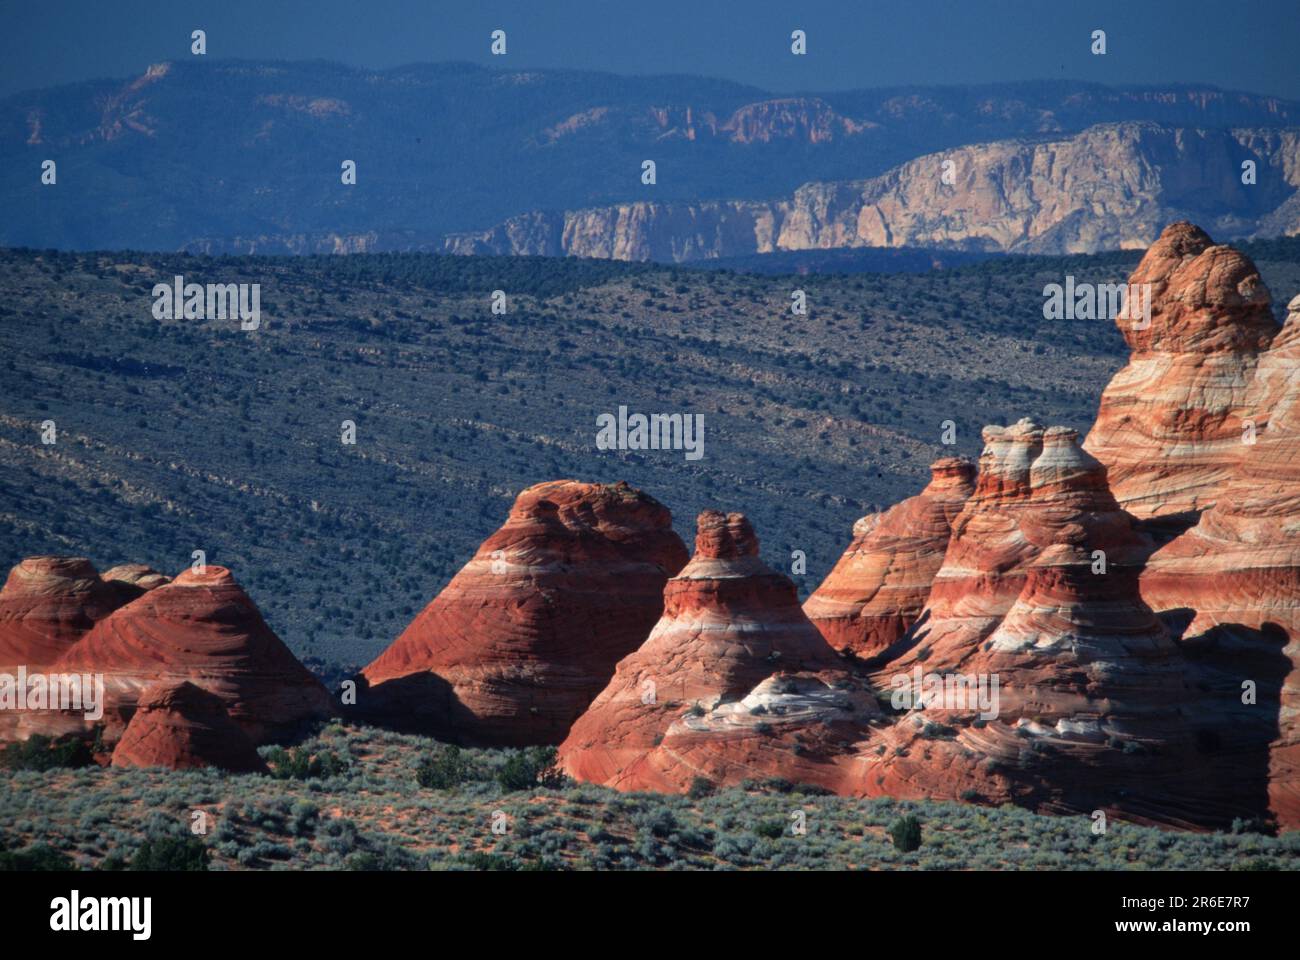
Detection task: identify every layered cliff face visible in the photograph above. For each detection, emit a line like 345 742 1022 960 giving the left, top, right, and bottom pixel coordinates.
0 557 120 672
442 201 782 261
361 481 689 746
803 457 975 658
443 125 1300 262
1083 222 1279 519
53 565 332 743
558 510 875 792
110 680 268 773
1140 294 1300 828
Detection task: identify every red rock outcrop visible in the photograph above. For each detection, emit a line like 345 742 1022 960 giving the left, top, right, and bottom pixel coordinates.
361 480 689 746
110 680 268 773
55 565 332 743
100 563 171 605
848 423 1234 826
1083 221 1277 520
559 510 877 792
1140 293 1300 828
804 457 975 658
869 422 1160 688
0 557 120 672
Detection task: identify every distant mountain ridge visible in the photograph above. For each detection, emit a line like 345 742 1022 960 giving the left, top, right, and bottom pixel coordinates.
445 123 1300 260
3 58 1300 253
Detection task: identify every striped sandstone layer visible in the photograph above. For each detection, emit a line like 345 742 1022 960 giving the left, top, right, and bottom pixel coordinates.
1083 221 1277 519
804 457 975 659
361 480 688 746
0 556 120 672
1140 294 1300 829
559 510 877 792
850 423 1227 827
54 565 332 744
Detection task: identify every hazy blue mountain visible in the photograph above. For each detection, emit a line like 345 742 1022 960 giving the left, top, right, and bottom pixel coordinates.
4 58 1298 253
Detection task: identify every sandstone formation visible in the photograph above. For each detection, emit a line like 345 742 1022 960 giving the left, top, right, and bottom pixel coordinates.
804 457 975 659
443 125 1300 261
871 422 1155 678
0 557 120 671
1083 221 1278 519
101 563 171 605
55 565 332 743
110 680 268 773
1140 293 1300 828
559 510 877 792
843 422 1237 826
361 481 689 746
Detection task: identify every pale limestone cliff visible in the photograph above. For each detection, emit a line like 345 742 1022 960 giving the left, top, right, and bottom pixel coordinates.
443 123 1300 262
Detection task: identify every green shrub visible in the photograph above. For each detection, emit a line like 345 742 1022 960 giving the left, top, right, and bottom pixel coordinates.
457 851 520 871
0 843 77 871
754 820 785 839
265 746 350 780
497 746 565 791
687 776 714 800
889 815 923 853
1 734 94 771
416 745 472 789
128 836 209 871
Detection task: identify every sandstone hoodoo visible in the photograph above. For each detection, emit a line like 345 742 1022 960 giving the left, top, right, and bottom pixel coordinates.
846 422 1236 825
110 680 268 773
1083 221 1278 521
1140 293 1300 829
0 556 120 672
55 565 332 743
804 457 975 659
361 480 689 746
559 510 877 792
867 421 1157 688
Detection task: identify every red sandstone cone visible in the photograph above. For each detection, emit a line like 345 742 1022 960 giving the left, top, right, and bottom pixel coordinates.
110 680 268 773
559 510 875 792
849 422 1251 827
55 565 331 744
100 564 171 605
0 556 120 671
361 480 689 746
804 457 974 658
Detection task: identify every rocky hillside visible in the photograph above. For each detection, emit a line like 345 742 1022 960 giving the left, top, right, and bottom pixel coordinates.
4 58 1299 252
447 123 1300 260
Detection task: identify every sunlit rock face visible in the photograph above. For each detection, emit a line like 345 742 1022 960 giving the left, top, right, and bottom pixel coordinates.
110 680 268 774
361 480 688 746
1084 222 1277 520
804 457 975 659
53 565 332 745
559 510 876 793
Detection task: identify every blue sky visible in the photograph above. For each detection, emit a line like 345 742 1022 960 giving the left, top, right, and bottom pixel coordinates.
2 0 1297 99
